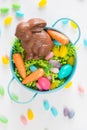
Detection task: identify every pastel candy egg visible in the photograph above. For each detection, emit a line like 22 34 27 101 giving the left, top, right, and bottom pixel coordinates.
38 77 50 90
49 60 61 68
68 110 75 119
58 64 72 79
67 56 75 65
38 0 47 7
63 107 69 116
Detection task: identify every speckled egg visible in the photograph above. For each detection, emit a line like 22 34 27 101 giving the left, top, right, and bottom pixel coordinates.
58 64 72 79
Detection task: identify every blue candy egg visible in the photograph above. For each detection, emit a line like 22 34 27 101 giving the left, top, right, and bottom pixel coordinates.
58 64 72 79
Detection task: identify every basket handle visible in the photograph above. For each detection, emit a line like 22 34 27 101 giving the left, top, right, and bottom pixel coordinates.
52 17 81 45
8 77 38 104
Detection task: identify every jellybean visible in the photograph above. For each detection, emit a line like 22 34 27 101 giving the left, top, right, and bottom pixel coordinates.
45 52 54 60
50 67 59 74
2 55 9 64
36 83 42 90
12 4 21 10
11 93 19 101
20 115 27 125
38 0 47 7
78 85 84 93
50 82 57 89
67 56 75 65
64 81 72 88
53 40 61 46
70 21 77 29
29 65 37 72
0 8 9 14
16 11 24 18
49 60 61 68
63 107 69 116
0 86 5 96
38 77 50 90
0 116 8 124
43 100 50 110
83 39 87 46
50 107 58 117
4 16 13 25
62 19 69 25
27 109 34 120
68 110 75 119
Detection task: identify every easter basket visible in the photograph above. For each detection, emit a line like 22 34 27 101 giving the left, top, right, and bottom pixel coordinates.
8 18 81 104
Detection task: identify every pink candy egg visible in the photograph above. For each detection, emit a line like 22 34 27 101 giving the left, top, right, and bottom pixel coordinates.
50 68 59 73
37 77 51 90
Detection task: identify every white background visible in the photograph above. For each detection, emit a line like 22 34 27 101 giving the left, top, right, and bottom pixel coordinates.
0 0 87 130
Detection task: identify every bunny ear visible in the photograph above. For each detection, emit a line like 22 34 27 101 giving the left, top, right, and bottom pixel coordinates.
27 18 47 32
51 18 81 45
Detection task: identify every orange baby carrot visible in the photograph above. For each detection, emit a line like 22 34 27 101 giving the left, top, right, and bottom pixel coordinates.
47 29 69 45
13 53 26 79
22 68 44 84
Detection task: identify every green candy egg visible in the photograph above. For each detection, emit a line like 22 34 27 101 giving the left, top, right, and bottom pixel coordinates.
58 64 72 79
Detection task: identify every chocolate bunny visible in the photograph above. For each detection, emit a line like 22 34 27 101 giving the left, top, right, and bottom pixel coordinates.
15 18 54 60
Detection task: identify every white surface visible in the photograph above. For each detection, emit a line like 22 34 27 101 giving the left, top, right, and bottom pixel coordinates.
0 0 87 130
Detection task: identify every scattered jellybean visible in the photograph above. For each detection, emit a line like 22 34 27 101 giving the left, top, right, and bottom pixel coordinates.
29 65 37 72
16 11 24 18
0 8 9 14
83 39 87 46
11 93 19 101
0 116 8 124
70 21 77 29
4 16 13 25
53 39 61 46
62 19 69 25
45 52 54 60
12 4 21 10
20 115 27 125
38 0 47 7
50 107 58 117
38 77 50 90
27 109 34 120
43 100 50 110
64 81 72 88
78 85 85 93
0 86 5 96
63 107 69 116
68 110 75 119
2 55 9 64
50 67 59 74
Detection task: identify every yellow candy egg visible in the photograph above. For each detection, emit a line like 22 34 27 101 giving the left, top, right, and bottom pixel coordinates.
38 0 47 7
4 16 13 25
59 45 68 57
53 47 60 57
67 56 75 65
70 21 77 29
27 109 34 120
2 55 9 65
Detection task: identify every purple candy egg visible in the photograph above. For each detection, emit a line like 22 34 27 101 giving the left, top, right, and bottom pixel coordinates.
49 60 61 68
